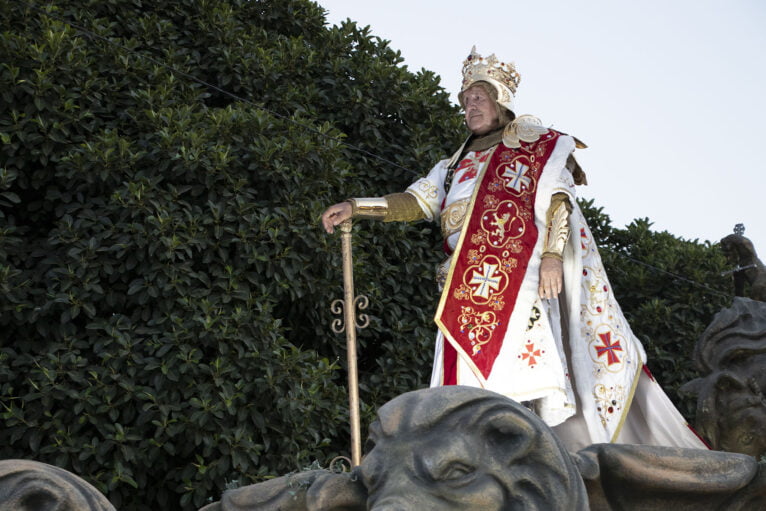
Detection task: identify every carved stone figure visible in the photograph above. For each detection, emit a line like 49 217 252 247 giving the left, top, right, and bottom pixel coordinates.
2 389 763 510
575 443 766 510
720 233 766 302
0 459 115 511
359 386 588 510
202 386 587 510
681 297 766 457
202 387 766 510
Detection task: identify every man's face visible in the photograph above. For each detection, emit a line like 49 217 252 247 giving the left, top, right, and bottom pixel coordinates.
463 85 500 135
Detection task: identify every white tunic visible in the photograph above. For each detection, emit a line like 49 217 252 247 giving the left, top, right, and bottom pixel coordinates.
406 133 707 450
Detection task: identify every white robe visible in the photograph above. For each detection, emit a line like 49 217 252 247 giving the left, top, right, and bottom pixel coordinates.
406 133 707 451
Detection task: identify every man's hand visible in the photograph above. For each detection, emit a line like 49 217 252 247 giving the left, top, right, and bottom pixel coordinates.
538 256 563 299
321 202 352 234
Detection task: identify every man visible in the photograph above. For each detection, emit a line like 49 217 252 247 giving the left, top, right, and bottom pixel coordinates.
322 47 706 451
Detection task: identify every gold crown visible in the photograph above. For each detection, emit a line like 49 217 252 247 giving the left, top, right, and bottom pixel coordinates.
460 46 520 109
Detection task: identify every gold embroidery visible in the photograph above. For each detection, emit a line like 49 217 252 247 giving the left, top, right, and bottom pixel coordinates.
441 198 470 239
408 186 438 219
519 208 532 222
508 239 523 253
433 129 563 381
458 306 499 356
583 267 609 316
593 384 625 427
481 200 524 248
483 194 499 209
462 255 510 307
501 115 549 149
488 178 504 192
453 284 471 300
501 258 518 271
466 261 504 299
497 157 537 196
417 180 438 199
489 211 512 240
487 295 505 311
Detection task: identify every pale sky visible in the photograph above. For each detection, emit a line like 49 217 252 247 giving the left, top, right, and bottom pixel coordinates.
319 0 766 259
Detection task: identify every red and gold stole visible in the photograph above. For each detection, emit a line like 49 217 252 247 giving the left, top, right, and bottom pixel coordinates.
435 131 562 382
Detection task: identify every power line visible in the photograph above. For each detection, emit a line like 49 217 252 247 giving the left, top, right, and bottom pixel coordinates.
22 1 420 176
19 2 734 299
608 251 733 299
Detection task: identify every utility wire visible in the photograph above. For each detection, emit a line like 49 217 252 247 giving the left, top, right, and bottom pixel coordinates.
608 251 733 299
23 1 419 176
21 1 733 300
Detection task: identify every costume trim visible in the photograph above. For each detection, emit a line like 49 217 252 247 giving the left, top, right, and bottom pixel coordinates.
502 115 549 148
542 198 570 259
441 199 470 239
435 131 562 381
384 192 425 222
349 197 388 220
610 362 644 442
434 146 497 383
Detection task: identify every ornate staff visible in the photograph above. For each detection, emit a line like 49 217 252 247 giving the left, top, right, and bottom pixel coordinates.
331 219 369 466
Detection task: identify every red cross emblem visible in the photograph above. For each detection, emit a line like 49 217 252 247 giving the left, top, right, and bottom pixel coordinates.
595 332 623 365
521 342 542 367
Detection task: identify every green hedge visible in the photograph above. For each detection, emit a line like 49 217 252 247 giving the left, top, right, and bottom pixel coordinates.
0 1 733 509
0 1 461 509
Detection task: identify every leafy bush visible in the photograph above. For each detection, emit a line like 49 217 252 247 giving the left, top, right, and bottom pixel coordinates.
0 1 460 509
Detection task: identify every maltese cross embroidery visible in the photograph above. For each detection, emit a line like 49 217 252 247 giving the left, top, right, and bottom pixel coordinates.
469 263 502 299
501 162 531 193
595 332 623 365
520 342 542 367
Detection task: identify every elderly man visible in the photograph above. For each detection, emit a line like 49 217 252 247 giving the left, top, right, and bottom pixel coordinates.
322 47 706 451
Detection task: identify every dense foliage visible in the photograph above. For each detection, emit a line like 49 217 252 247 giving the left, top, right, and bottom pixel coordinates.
0 1 460 509
0 0 735 509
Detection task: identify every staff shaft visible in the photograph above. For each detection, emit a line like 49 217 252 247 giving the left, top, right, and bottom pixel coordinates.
339 220 362 466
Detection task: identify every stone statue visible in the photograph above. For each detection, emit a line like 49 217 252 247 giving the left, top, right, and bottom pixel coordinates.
2 389 764 510
358 386 588 510
720 231 766 302
0 459 115 511
575 443 766 510
681 297 766 458
201 386 766 510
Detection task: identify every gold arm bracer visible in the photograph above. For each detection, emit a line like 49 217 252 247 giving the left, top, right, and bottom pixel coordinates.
347 193 425 222
542 193 572 260
383 192 426 222
347 197 389 220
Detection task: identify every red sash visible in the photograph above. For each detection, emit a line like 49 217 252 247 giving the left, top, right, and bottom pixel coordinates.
435 131 561 381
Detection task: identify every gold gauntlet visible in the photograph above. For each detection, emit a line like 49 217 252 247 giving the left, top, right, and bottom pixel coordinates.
348 193 425 222
347 197 388 220
542 193 572 260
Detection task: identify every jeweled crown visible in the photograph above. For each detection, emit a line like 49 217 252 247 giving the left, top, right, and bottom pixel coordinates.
460 46 520 110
